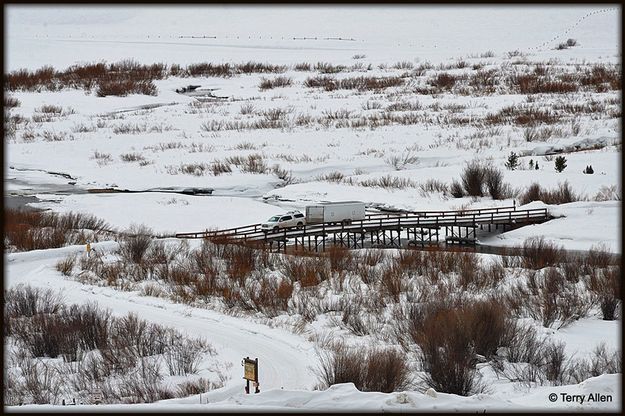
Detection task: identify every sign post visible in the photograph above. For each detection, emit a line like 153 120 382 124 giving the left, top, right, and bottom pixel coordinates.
242 357 259 394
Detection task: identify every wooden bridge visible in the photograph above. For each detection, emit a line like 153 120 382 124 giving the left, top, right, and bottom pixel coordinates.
175 205 552 252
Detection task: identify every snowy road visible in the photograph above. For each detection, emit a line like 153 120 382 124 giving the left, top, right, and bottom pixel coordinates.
5 242 320 403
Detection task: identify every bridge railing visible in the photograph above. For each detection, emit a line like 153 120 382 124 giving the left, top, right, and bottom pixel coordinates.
175 207 549 240
365 205 518 219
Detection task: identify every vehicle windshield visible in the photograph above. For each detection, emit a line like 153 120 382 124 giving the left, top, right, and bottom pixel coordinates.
267 216 280 222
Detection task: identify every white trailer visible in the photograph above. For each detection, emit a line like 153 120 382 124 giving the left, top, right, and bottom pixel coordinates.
305 201 366 225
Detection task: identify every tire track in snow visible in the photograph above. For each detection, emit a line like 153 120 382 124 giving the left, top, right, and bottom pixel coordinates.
6 245 320 403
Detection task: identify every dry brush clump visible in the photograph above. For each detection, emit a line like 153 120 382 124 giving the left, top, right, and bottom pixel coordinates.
4 285 219 405
315 342 412 393
505 266 593 329
280 255 331 288
118 225 154 265
412 301 496 396
5 60 288 95
518 182 579 205
305 75 403 91
5 208 110 252
485 105 560 127
259 76 293 90
458 160 510 199
520 237 565 270
588 266 620 320
359 175 418 190
5 61 163 96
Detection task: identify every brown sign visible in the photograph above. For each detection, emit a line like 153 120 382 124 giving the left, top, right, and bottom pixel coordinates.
243 358 257 382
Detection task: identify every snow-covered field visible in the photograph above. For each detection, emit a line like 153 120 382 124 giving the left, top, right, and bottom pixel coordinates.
4 5 621 412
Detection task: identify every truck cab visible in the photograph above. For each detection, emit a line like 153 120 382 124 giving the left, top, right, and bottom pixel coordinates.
261 211 306 232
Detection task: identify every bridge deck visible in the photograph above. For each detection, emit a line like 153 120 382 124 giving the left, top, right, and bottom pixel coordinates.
175 206 551 250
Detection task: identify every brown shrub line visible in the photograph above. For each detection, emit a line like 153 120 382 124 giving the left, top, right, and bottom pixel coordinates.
5 208 111 251
5 285 217 405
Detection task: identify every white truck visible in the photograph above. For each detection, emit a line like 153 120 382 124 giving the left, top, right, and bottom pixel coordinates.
305 201 366 225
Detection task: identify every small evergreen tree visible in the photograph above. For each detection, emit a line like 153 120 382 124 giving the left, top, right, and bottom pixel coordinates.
529 159 534 169
505 151 519 170
555 156 567 173
535 162 539 170
583 165 594 174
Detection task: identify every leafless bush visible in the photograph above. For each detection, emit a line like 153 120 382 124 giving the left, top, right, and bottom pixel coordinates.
97 79 157 97
238 103 256 116
294 62 312 71
112 123 147 134
484 166 506 200
450 180 465 198
272 164 295 184
6 288 215 404
222 244 257 283
360 249 385 266
429 72 458 90
176 378 219 397
113 357 174 403
362 100 383 110
19 359 64 404
503 321 546 364
259 76 293 90
566 343 621 384
315 62 346 74
9 301 111 361
92 151 113 164
4 285 64 321
380 263 404 302
36 104 63 114
176 162 209 176
316 343 411 393
587 343 621 376
467 299 511 358
588 267 620 320
120 152 146 162
461 159 488 197
326 246 353 272
456 252 483 290
486 105 560 127
507 268 592 329
236 61 286 75
544 341 568 385
163 333 207 376
337 76 404 91
304 75 336 90
5 95 20 108
518 182 579 205
5 208 109 251
483 261 506 287
119 225 153 264
41 130 74 142
359 175 418 189
594 185 621 201
322 108 352 120
239 154 268 174
414 305 485 396
521 237 564 269
210 160 232 176
56 255 76 276
280 255 330 288
318 171 345 183
234 142 256 151
385 152 419 170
